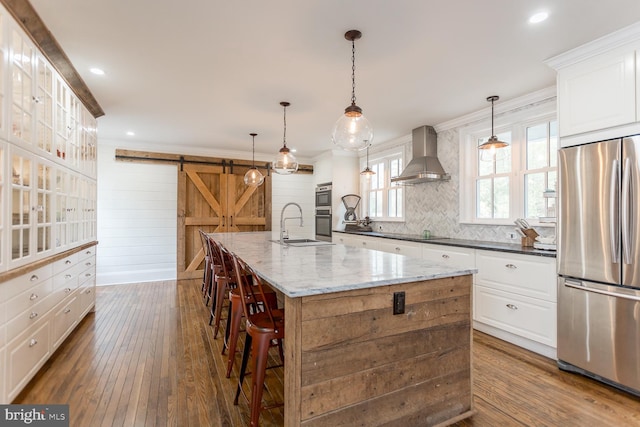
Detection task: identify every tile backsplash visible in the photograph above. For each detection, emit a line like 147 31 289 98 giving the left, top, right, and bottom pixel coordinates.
373 127 556 243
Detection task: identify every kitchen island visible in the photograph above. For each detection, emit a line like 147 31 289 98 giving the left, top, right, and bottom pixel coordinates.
211 231 477 426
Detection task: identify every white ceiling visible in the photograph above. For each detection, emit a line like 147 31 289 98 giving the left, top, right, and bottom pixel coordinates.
28 0 640 160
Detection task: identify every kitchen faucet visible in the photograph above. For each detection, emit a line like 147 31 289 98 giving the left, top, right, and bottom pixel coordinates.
280 202 303 244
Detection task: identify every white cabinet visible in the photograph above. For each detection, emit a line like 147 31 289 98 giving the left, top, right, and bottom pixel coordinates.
376 238 421 257
556 46 636 137
333 233 379 250
422 244 475 269
0 245 95 403
474 250 556 355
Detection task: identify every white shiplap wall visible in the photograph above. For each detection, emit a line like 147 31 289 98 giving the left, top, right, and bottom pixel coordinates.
97 140 178 285
96 139 316 285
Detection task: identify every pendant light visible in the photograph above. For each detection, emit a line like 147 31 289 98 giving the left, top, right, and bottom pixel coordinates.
273 101 299 175
479 95 509 162
360 144 375 177
244 133 264 186
331 29 373 151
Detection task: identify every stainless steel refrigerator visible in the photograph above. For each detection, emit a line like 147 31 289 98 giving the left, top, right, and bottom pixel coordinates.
558 136 640 396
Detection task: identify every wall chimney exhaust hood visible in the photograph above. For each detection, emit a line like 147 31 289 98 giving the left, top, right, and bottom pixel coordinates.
391 125 450 184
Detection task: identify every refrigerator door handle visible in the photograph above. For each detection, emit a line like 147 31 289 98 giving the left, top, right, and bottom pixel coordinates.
610 159 620 263
622 157 632 265
564 279 640 302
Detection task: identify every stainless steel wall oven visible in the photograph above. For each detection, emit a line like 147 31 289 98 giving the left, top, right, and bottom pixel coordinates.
315 183 332 241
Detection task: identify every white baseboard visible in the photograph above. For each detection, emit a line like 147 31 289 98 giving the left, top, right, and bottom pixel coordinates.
474 321 557 360
97 268 176 286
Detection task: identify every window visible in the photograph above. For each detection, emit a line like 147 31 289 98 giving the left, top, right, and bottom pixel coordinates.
460 101 557 225
362 149 404 221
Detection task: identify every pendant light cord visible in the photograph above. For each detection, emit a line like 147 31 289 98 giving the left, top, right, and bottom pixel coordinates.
351 38 357 105
251 134 256 167
491 98 495 136
282 104 287 148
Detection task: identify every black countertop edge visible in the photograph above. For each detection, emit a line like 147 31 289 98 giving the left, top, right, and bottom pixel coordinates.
333 230 556 258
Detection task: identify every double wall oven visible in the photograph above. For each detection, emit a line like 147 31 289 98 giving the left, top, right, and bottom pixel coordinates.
315 183 332 242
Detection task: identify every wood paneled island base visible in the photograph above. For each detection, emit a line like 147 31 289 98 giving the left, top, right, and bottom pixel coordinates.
210 231 476 426
284 275 474 426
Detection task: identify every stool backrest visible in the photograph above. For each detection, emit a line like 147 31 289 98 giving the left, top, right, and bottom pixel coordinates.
231 253 280 332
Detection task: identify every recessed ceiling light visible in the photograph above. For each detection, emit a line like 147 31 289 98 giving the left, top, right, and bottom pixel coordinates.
90 67 105 75
126 131 135 136
529 11 549 24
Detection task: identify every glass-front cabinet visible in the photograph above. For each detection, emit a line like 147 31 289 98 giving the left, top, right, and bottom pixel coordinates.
0 15 98 272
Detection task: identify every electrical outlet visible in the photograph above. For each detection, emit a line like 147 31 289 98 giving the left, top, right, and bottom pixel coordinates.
393 291 405 315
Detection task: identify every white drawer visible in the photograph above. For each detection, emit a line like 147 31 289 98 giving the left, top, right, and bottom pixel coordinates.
78 281 95 317
78 247 97 263
476 250 556 302
475 285 557 347
4 278 54 321
0 346 6 404
376 239 422 257
0 264 52 301
53 252 79 275
6 320 51 400
78 257 96 279
5 293 57 343
422 244 475 269
53 296 79 349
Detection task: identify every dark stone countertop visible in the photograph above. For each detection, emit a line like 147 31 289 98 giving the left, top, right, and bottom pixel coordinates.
333 230 556 258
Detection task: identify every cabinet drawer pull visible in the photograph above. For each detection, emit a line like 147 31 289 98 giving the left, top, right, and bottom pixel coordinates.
29 312 38 319
85 250 92 255
30 293 38 301
65 260 72 265
65 287 72 293
65 274 72 279
505 264 517 269
506 303 518 310
85 289 92 294
29 338 38 347
85 273 92 278
85 262 92 266
395 247 401 251
362 242 367 246
442 254 450 259
30 274 39 282
64 308 72 314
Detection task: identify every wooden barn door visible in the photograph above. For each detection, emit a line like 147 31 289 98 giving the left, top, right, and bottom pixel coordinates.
177 164 271 280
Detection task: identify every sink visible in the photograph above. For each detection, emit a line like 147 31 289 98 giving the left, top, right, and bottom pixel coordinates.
269 239 334 247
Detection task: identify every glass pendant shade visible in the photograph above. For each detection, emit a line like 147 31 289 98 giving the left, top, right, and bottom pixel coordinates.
479 95 509 162
333 106 373 151
244 133 265 186
244 167 264 186
333 30 373 151
273 101 299 175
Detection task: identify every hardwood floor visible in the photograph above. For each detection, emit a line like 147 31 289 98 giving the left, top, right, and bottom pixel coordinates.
14 280 640 426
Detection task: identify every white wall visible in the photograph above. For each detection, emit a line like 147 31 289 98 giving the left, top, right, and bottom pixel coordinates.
96 140 177 285
96 139 316 285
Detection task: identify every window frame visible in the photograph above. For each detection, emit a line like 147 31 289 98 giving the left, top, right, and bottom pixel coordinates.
360 146 406 222
459 102 557 226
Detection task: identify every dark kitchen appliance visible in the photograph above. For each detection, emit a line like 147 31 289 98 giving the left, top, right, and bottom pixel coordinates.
557 136 640 396
315 183 332 241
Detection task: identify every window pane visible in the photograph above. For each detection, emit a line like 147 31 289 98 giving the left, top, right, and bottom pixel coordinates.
476 179 492 218
477 137 493 176
525 172 545 218
494 176 509 218
495 131 512 174
387 187 403 217
527 123 548 169
550 121 558 168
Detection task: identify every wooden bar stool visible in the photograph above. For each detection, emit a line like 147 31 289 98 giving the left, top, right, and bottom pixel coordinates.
231 254 284 427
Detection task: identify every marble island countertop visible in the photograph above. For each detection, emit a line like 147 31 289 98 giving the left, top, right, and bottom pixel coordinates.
210 231 477 298
334 230 557 258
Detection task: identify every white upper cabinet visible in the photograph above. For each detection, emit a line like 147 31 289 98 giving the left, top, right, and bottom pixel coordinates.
556 47 636 137
9 27 34 146
35 56 54 158
547 22 640 143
